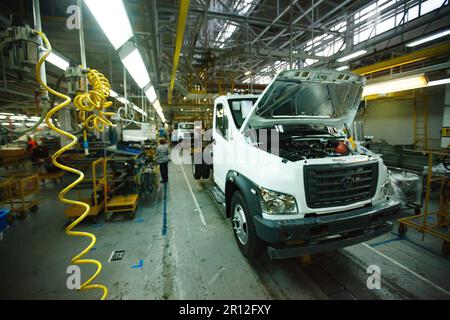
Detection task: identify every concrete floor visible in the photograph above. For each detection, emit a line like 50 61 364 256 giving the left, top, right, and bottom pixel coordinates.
0 160 449 300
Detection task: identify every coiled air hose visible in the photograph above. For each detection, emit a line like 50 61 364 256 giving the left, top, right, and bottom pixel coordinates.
35 31 108 300
74 69 115 132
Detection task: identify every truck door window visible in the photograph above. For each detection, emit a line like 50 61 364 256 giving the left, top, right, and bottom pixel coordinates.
229 99 257 128
215 103 228 139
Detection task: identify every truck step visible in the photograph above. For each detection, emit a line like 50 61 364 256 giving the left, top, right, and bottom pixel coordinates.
208 186 226 206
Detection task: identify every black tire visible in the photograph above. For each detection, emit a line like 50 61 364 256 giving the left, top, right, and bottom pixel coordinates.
192 155 202 180
127 212 136 220
201 165 210 179
17 211 27 220
442 241 449 256
398 223 407 236
230 191 265 258
29 205 38 213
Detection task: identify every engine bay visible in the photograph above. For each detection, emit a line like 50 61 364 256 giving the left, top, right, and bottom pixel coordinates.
249 125 355 161
278 137 352 161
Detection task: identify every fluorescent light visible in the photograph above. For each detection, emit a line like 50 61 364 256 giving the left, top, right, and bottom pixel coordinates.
121 48 150 89
0 115 6 120
145 86 157 103
428 78 450 87
336 66 349 71
45 51 69 70
337 50 367 62
406 30 450 47
132 104 146 116
152 99 165 122
152 100 161 111
117 96 130 104
10 115 27 120
363 75 428 97
110 90 118 98
244 70 251 76
84 0 133 50
0 113 14 116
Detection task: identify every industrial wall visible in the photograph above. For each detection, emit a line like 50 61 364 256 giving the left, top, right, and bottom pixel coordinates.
361 86 445 149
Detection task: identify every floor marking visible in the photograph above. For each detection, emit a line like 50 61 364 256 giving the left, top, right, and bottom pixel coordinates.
134 217 144 223
362 242 450 296
180 164 207 228
207 266 225 287
369 236 402 248
162 183 168 236
131 259 144 269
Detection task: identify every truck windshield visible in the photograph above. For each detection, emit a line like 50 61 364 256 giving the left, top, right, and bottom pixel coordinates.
256 80 362 119
229 98 258 128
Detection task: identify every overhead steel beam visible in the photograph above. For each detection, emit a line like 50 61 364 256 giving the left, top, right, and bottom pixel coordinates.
251 0 299 45
157 4 340 35
352 41 450 75
167 0 190 104
279 0 353 49
266 0 326 46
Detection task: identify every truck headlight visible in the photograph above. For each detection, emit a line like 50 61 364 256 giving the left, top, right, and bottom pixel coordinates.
378 177 393 199
259 187 298 215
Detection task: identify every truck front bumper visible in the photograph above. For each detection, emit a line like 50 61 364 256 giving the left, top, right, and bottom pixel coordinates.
253 199 401 259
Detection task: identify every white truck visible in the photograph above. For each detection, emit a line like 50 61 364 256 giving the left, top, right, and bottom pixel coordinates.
192 68 400 259
176 122 195 141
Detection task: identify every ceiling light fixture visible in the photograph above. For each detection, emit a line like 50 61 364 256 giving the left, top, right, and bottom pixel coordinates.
117 96 130 104
427 78 450 87
363 74 428 97
120 44 150 89
336 66 349 71
44 50 70 70
337 50 367 62
144 85 157 103
406 29 450 47
84 0 133 50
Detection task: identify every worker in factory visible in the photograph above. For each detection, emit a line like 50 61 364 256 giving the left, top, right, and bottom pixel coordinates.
26 135 38 152
156 138 170 184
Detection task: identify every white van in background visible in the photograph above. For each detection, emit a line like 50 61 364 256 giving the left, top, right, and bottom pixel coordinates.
176 122 195 141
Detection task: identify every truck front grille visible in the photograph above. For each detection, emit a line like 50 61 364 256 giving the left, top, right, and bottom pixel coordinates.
304 161 378 208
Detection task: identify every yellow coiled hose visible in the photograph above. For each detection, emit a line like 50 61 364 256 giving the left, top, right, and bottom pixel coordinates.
74 69 115 132
35 31 108 300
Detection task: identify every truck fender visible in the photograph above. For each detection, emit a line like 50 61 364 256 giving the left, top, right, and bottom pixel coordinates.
224 171 262 219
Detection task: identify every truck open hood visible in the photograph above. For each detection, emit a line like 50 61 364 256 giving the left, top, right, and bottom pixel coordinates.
240 69 366 132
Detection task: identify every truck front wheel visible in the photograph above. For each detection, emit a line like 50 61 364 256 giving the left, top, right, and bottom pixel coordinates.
192 156 203 180
230 191 265 258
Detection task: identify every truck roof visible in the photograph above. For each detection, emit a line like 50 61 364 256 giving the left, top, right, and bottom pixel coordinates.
215 94 259 101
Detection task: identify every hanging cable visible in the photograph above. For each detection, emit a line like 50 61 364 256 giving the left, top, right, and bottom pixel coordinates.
36 30 108 300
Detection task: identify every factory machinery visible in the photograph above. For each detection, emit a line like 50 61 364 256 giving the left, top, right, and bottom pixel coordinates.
0 0 155 300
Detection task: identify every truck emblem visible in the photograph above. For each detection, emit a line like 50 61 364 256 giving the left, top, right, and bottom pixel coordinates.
342 176 357 188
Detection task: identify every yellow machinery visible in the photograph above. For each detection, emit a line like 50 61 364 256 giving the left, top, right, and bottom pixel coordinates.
0 147 27 169
64 157 106 223
398 149 450 255
0 174 39 219
103 157 140 221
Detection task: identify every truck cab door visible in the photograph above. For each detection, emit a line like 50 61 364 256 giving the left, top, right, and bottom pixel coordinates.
213 102 230 191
